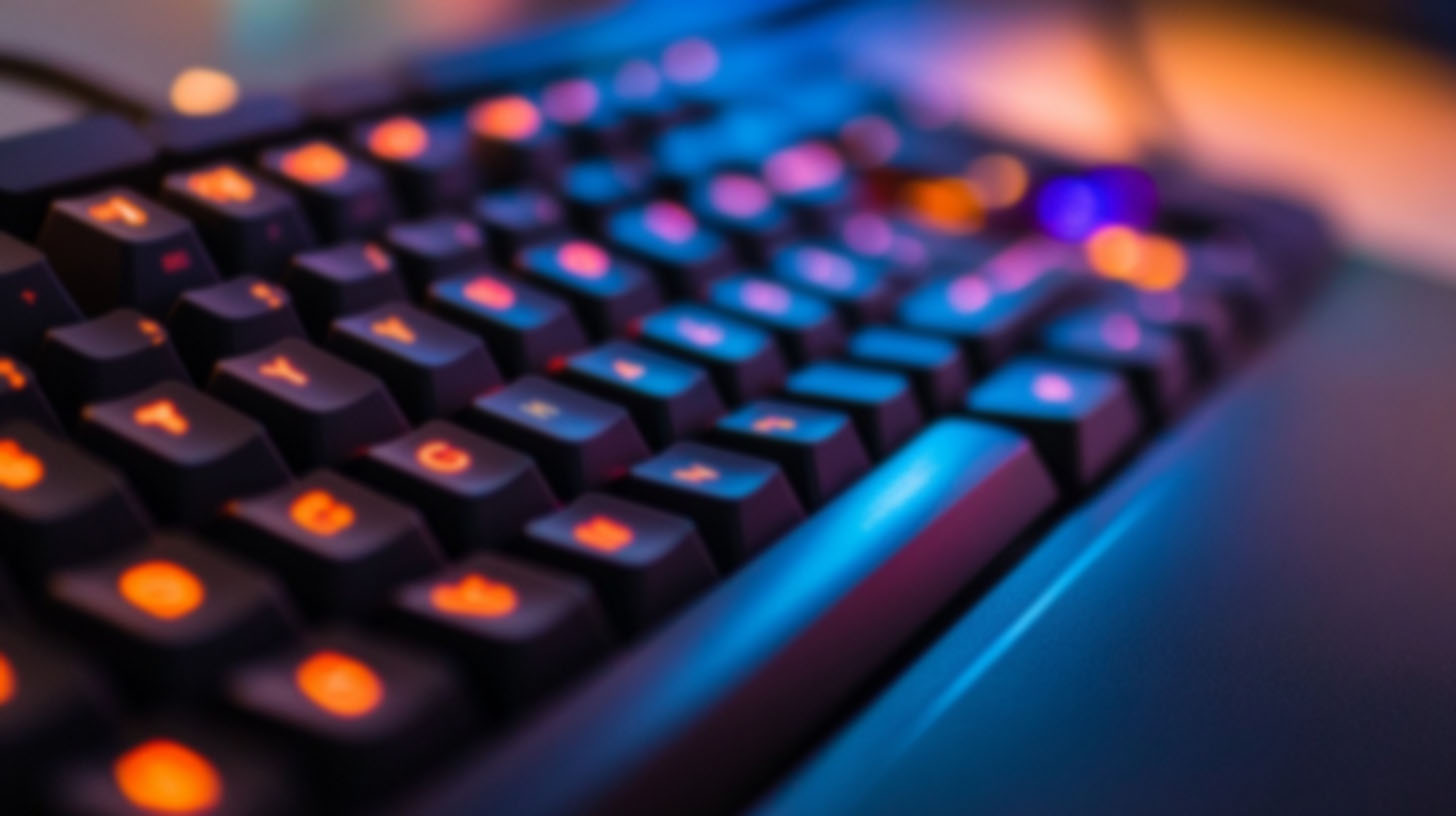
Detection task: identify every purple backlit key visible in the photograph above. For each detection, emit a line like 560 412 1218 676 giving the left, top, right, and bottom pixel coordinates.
606 200 735 297
771 242 894 325
514 239 661 339
637 303 786 405
707 275 846 364
1039 306 1194 425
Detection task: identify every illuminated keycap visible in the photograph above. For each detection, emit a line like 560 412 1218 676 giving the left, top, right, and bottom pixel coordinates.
366 117 429 161
606 201 734 297
0 437 43 491
113 739 223 813
846 326 970 414
259 354 309 387
429 573 518 618
472 186 567 264
132 398 190 436
37 308 189 422
383 215 488 294
259 140 395 242
0 357 57 431
186 165 256 204
784 361 924 458
295 650 385 718
556 158 651 231
290 489 356 536
0 233 81 359
118 559 206 620
708 275 845 364
416 439 471 474
638 304 786 404
514 239 660 339
470 95 543 142
165 277 306 381
283 241 410 337
1039 307 1195 426
427 272 587 376
771 242 894 324
0 652 12 704
560 340 724 449
357 115 474 214
710 400 869 508
468 95 564 186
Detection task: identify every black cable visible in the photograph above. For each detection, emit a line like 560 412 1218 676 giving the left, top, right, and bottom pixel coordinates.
0 48 156 119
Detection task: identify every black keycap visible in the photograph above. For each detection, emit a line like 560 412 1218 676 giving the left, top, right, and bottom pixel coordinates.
208 338 408 470
426 271 588 376
964 355 1141 490
351 420 556 553
77 381 288 524
784 361 924 458
518 493 716 633
37 187 220 317
0 233 81 359
467 94 567 187
283 241 410 338
637 303 787 405
160 163 316 279
771 242 894 324
559 340 724 449
0 625 109 798
687 171 795 264
226 630 468 799
48 534 295 697
617 441 803 568
556 158 650 233
356 114 475 214
539 76 633 156
847 325 970 414
259 140 396 242
0 356 61 431
606 200 735 296
707 399 869 508
0 421 148 582
514 239 661 339
0 114 155 239
762 140 857 230
327 301 501 422
391 552 611 709
149 91 303 164
462 376 650 498
38 309 189 422
1039 306 1194 425
215 470 443 616
1112 287 1240 381
383 215 489 295
471 186 568 265
165 276 306 381
608 58 688 138
707 275 845 364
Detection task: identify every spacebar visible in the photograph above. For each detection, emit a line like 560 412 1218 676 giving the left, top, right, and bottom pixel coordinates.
419 418 1058 816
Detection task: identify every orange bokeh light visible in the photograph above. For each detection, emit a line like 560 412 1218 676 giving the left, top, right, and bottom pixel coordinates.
295 650 385 719
279 142 349 184
0 652 14 705
902 177 984 234
1084 225 1187 291
169 67 238 117
118 560 205 620
572 515 634 552
966 153 1030 209
289 489 356 537
416 440 471 474
429 573 519 618
133 399 190 436
114 739 222 815
469 95 542 142
0 358 25 389
186 166 255 204
367 116 430 161
0 438 45 491
89 195 149 228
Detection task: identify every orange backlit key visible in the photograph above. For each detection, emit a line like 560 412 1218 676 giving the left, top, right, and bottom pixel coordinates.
0 355 61 432
0 625 110 796
467 94 567 187
166 276 307 380
0 232 81 359
283 241 410 339
393 552 611 709
37 308 189 423
520 492 715 633
259 139 396 242
161 162 316 278
354 114 475 214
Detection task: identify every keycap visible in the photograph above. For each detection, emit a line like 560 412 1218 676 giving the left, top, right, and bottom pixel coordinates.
208 338 408 470
784 361 924 458
423 419 1058 815
518 493 716 633
0 233 81 359
160 163 316 279
514 239 661 338
0 421 149 582
468 94 567 187
0 114 156 239
898 265 1083 370
391 552 612 709
1039 307 1194 425
771 243 894 324
226 630 468 797
559 340 724 449
471 187 568 265
149 91 303 164
0 625 109 799
762 140 857 230
356 114 476 214
48 534 295 697
283 242 410 338
608 58 687 138
835 212 957 293
383 215 489 295
557 158 651 233
166 277 306 381
847 325 970 414
37 309 190 423
327 302 501 422
1112 288 1240 381
426 271 588 376
0 356 61 432
688 171 795 264
77 382 290 524
259 140 396 242
540 76 633 156
637 304 787 405
351 420 557 553
964 355 1141 489
617 441 803 568
706 399 869 509
215 470 443 616
606 200 735 296
37 187 220 317
462 376 650 498
707 275 845 364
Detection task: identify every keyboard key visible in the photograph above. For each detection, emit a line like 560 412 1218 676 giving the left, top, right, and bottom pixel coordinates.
0 625 109 797
898 265 1082 370
468 94 567 187
0 421 148 582
0 233 81 359
606 200 735 297
617 441 803 567
707 399 869 508
391 552 611 709
327 302 501 422
149 90 303 164
637 304 787 404
847 325 970 414
383 215 489 295
160 163 316 279
357 114 475 214
0 356 61 431
37 188 220 317
259 140 396 242
216 470 443 616
0 113 155 239
518 493 716 633
38 309 189 422
283 242 410 338
515 239 661 339
165 276 307 381
540 76 633 156
351 420 556 553
762 140 857 230
707 275 845 364
208 338 408 470
461 376 650 498
784 361 923 458
426 272 588 376
964 356 1141 489
77 382 290 524
688 172 795 264
1039 307 1194 425
1113 288 1240 381
48 534 295 697
471 186 568 265
771 243 894 324
559 340 724 449
836 212 956 293
557 158 651 233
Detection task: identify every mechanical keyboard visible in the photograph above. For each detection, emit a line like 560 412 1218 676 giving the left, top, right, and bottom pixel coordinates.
0 6 1335 815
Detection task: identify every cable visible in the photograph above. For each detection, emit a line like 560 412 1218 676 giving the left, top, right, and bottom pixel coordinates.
0 48 156 119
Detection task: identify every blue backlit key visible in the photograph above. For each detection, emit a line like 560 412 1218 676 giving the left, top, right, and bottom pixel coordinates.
38 309 189 423
688 172 795 265
356 114 476 214
383 215 489 295
785 361 923 458
166 276 306 381
707 275 845 364
515 239 661 339
772 242 894 324
559 340 724 448
462 376 650 498
472 186 568 265
0 233 81 359
762 140 857 230
637 303 787 405
1111 288 1239 381
327 301 501 422
160 163 315 279
284 242 410 338
426 271 588 376
259 140 396 242
557 158 651 234
847 325 970 414
708 399 869 508
0 356 60 432
964 355 1141 490
1039 306 1194 425
540 76 634 156
606 200 735 297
